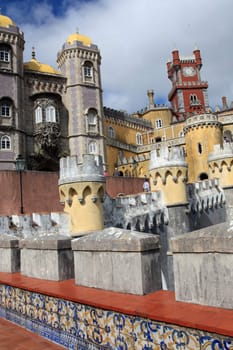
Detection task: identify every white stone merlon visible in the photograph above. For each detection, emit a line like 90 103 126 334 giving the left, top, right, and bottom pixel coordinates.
72 227 162 295
186 179 225 213
149 145 187 170
59 154 105 185
170 221 233 309
208 143 233 162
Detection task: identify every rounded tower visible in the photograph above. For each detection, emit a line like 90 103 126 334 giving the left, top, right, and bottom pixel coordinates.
0 13 25 169
59 154 106 236
57 32 106 166
149 146 188 205
184 113 223 183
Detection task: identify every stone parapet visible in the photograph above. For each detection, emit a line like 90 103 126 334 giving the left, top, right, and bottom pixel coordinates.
20 235 74 281
184 113 221 133
170 221 233 309
208 143 233 162
0 235 20 273
59 154 105 185
72 227 161 295
149 145 187 170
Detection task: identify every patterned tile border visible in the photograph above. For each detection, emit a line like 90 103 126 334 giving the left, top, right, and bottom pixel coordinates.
0 284 232 350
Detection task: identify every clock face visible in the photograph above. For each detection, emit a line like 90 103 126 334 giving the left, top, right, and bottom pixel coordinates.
183 66 195 76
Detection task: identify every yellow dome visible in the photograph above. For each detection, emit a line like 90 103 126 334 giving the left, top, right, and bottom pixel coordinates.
66 33 92 46
0 14 16 28
24 58 60 75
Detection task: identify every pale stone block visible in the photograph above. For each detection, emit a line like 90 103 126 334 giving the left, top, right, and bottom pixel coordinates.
170 221 233 309
72 227 161 295
0 237 20 273
19 236 74 281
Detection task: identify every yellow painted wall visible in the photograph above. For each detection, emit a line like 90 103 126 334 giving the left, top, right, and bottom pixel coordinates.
185 125 222 183
59 182 105 236
209 159 233 187
150 167 187 205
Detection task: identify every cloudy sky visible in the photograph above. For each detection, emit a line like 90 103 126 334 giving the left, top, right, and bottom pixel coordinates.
2 0 233 113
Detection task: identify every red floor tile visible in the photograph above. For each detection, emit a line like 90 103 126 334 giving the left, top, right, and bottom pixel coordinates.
0 317 65 349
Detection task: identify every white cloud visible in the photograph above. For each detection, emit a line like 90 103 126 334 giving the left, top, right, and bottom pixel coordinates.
5 0 233 112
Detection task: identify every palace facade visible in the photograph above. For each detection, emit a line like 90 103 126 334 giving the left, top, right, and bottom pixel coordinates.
1 12 233 199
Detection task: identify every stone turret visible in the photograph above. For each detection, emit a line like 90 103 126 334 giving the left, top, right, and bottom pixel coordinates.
149 146 188 205
59 154 106 236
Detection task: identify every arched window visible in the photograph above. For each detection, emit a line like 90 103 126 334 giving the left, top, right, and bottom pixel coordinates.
83 61 93 82
35 106 42 123
155 119 163 129
45 105 56 122
88 141 97 154
190 94 199 105
87 108 98 133
0 45 10 62
108 126 115 138
1 135 11 149
0 98 12 117
136 133 143 145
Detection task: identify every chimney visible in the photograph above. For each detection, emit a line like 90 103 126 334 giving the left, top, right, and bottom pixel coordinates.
147 90 154 109
222 96 228 110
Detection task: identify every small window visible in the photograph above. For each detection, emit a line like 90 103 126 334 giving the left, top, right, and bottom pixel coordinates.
35 106 42 123
136 133 143 145
155 119 163 129
89 141 97 154
198 142 202 154
87 108 98 133
0 46 10 62
190 94 199 105
83 61 93 81
0 99 12 117
1 135 11 149
45 105 56 122
108 126 115 138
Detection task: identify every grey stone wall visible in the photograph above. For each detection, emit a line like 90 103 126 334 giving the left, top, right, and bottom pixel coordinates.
170 221 233 309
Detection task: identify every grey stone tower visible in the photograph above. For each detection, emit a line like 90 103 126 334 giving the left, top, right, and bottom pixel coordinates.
0 14 25 169
57 32 106 165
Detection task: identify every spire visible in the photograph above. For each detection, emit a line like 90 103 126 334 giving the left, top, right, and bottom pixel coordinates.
32 47 36 59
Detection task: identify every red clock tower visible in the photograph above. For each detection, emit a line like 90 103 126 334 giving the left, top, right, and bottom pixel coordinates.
167 48 209 120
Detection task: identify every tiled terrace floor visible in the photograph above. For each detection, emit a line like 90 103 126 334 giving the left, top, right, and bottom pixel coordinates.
0 271 233 348
0 317 66 349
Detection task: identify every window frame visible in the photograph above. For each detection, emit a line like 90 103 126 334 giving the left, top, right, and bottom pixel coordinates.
108 126 115 139
155 119 163 129
0 47 10 63
88 141 97 154
45 105 56 122
1 135 11 150
136 132 143 145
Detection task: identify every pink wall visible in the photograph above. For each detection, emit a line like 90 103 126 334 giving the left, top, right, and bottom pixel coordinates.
0 171 145 215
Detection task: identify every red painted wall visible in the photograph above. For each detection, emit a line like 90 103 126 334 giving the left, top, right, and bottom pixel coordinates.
0 171 144 215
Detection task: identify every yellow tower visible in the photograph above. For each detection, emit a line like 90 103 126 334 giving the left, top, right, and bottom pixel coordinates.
59 154 106 236
184 113 222 183
149 146 188 206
